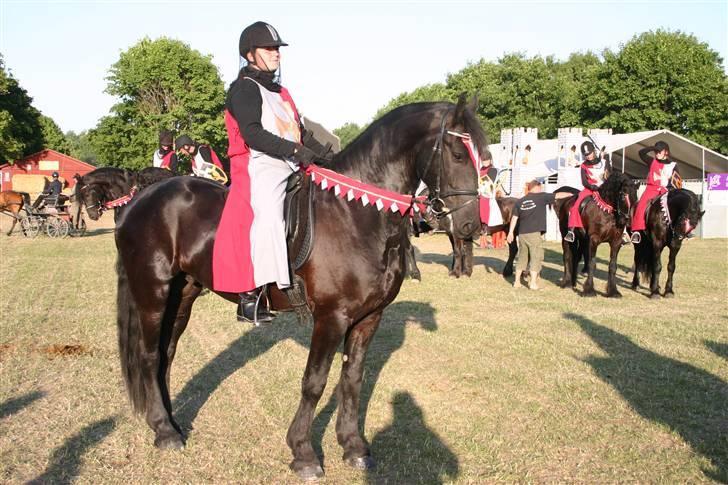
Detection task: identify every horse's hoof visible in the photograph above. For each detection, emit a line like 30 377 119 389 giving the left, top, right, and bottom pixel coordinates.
663 291 674 298
154 433 184 450
582 291 597 298
345 455 376 470
631 284 639 291
290 462 324 481
649 293 661 300
607 291 622 298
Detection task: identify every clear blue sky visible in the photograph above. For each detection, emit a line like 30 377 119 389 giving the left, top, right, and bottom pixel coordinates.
1 0 726 134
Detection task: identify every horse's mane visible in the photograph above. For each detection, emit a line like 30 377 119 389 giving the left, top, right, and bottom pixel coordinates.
331 101 487 176
668 188 701 221
598 172 632 202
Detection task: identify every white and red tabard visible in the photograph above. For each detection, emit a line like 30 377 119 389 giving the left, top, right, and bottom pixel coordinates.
152 149 175 169
212 79 300 293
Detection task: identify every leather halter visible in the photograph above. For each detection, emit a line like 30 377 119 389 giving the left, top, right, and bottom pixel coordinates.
414 110 479 220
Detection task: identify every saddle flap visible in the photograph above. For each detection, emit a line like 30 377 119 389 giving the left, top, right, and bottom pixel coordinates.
284 171 315 270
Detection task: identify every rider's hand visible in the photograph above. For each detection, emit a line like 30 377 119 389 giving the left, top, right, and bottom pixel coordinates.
506 232 514 244
291 144 319 167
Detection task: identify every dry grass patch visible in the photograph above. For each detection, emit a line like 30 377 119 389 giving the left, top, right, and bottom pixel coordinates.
1 232 726 483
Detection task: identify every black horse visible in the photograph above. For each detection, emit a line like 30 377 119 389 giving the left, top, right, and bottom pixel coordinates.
73 167 176 222
406 195 518 279
631 188 703 298
555 173 638 297
77 97 484 480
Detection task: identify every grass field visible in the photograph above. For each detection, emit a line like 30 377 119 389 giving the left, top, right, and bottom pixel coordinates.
0 227 726 484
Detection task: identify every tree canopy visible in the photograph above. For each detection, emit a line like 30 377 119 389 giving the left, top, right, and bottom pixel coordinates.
39 115 71 155
337 30 726 154
88 37 227 170
0 54 44 163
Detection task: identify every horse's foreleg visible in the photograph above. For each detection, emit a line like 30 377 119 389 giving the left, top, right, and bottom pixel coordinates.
582 239 598 297
7 216 17 236
462 239 474 277
335 311 382 470
404 241 421 281
605 241 622 298
663 242 681 297
448 234 462 278
503 238 517 277
649 244 663 299
287 316 347 480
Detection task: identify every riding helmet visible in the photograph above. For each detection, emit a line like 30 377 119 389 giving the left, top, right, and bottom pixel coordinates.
175 134 194 150
239 21 288 59
52 171 59 178
580 141 595 157
159 129 174 146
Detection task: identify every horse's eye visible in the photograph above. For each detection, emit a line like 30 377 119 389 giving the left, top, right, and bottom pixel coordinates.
453 152 464 161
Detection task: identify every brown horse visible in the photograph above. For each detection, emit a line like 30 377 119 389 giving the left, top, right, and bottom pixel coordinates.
76 97 484 480
0 190 30 235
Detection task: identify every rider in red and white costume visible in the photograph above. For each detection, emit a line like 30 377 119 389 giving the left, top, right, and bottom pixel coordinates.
152 130 177 171
211 21 331 323
174 134 224 176
630 141 679 244
564 141 611 242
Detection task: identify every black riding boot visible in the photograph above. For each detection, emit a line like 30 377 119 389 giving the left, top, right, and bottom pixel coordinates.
237 288 274 324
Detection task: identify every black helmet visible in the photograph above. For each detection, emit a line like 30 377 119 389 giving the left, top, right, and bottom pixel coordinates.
52 171 59 178
654 141 670 153
580 141 595 157
239 21 288 59
159 129 173 146
175 134 194 150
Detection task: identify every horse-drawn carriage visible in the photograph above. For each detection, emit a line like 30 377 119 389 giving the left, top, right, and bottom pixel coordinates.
15 194 86 238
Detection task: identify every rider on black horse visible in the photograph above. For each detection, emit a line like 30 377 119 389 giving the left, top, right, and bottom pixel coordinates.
629 141 681 244
563 141 610 243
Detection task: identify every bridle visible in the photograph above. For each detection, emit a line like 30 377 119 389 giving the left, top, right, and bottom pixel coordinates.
77 182 137 216
414 109 480 220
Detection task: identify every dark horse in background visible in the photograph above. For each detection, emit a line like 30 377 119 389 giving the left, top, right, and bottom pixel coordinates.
76 97 484 480
0 190 31 235
73 166 176 223
555 172 638 297
631 188 703 298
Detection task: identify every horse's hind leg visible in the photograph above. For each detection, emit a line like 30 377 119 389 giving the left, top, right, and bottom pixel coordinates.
159 275 202 429
6 217 17 236
560 240 574 288
287 315 348 480
335 312 382 470
663 242 681 297
649 244 664 299
135 283 185 449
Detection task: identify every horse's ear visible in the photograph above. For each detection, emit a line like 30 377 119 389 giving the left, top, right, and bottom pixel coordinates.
454 93 468 121
467 93 479 113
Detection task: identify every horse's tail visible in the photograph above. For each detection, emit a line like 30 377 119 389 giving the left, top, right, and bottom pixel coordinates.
116 257 147 415
17 192 31 208
633 236 653 279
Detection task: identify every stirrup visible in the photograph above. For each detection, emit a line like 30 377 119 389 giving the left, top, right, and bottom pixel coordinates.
631 232 642 244
237 289 274 326
564 230 575 243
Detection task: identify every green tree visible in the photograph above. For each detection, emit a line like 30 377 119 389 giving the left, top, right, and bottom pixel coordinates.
588 30 728 153
0 54 43 163
373 83 454 120
333 122 364 149
39 115 71 154
66 130 98 165
89 37 227 170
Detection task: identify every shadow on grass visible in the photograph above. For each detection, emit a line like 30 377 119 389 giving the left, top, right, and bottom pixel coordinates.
82 228 115 237
0 391 45 420
543 248 633 292
173 314 309 434
568 313 728 482
366 392 459 484
28 416 118 485
705 340 728 361
304 301 440 468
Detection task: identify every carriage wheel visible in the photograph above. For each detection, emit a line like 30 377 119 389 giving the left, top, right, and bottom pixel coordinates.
46 217 70 238
69 218 87 237
20 216 40 238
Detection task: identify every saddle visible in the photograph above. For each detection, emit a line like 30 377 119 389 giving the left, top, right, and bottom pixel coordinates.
282 170 316 325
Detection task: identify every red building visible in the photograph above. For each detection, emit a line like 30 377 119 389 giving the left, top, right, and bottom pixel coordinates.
0 149 96 192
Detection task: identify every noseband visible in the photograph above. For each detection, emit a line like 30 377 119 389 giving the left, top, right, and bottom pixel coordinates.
416 111 480 220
